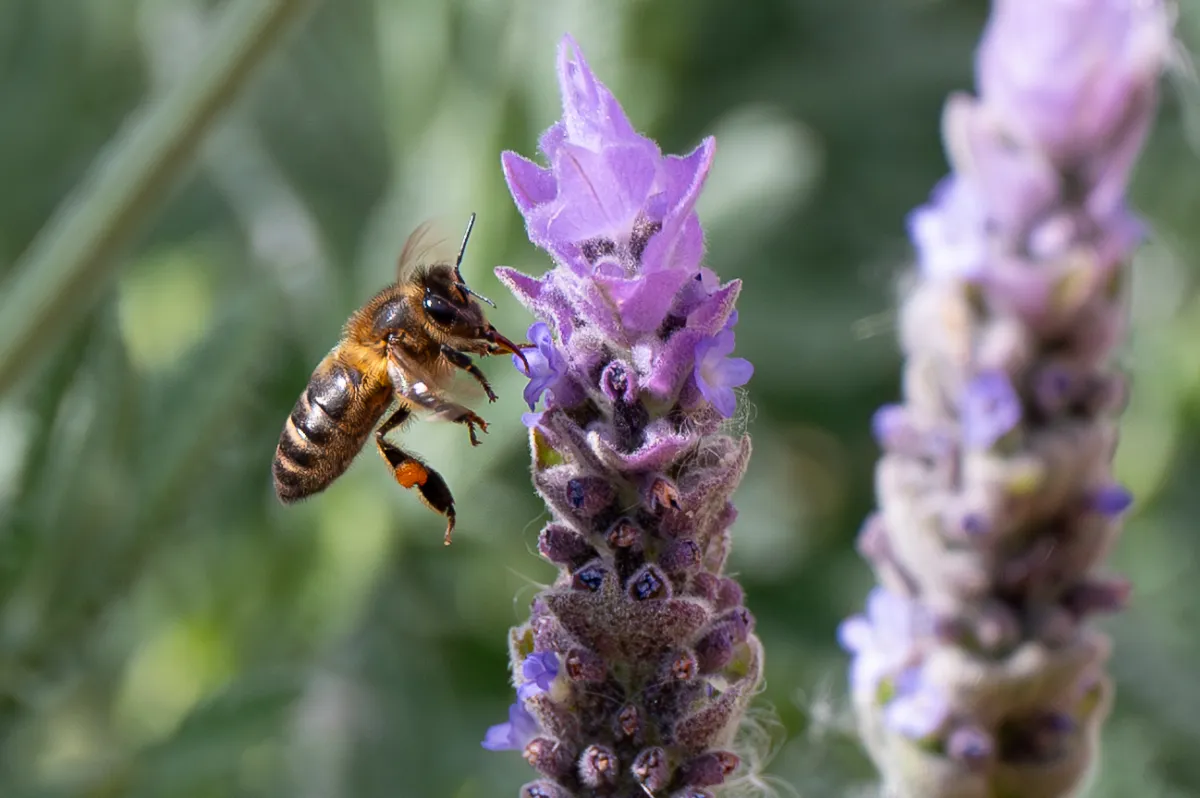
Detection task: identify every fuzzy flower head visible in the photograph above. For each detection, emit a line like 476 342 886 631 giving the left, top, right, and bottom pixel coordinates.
500 37 723 338
491 34 761 797
498 34 748 413
847 1 1172 794
504 36 710 280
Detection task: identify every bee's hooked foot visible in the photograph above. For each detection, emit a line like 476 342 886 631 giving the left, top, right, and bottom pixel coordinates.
463 411 489 446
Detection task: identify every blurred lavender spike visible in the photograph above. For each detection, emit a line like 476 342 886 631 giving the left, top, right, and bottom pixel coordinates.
841 1 1173 796
484 35 761 796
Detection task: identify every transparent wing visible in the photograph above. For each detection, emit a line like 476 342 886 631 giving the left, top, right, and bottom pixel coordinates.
395 218 459 282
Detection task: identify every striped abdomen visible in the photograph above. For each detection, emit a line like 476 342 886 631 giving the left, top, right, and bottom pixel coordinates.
272 352 391 502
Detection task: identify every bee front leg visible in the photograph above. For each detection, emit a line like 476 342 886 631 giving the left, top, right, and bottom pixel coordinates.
403 386 489 447
375 408 457 545
440 344 497 403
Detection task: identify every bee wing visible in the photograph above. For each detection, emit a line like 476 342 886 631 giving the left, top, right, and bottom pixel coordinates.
385 337 448 398
395 218 459 282
386 335 480 407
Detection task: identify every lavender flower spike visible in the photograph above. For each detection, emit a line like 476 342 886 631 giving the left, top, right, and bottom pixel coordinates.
486 35 761 797
843 2 1172 797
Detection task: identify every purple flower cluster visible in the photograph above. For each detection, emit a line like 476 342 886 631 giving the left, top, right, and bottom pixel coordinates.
842 1 1172 796
484 35 760 797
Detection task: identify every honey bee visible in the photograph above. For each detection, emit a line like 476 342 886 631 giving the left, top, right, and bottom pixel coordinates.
272 214 528 545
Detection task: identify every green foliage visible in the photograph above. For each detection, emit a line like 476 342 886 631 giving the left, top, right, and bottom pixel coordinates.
2 0 1200 795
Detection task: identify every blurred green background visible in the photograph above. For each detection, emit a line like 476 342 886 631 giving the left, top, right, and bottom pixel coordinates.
3 0 1200 795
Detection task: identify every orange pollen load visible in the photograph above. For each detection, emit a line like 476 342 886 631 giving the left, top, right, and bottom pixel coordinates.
394 461 429 488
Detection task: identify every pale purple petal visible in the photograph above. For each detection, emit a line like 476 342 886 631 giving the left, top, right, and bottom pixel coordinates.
836 616 873 654
639 138 715 274
885 669 950 739
556 35 640 150
481 702 540 751
694 328 753 419
1089 483 1133 516
719 358 754 387
515 322 568 411
546 142 658 242
977 0 1171 164
595 267 692 333
944 95 1061 236
522 651 560 692
961 370 1022 448
503 151 559 220
908 177 989 281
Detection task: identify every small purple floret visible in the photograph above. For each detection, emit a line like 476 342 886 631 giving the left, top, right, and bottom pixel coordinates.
962 370 1022 448
517 651 560 700
885 668 950 740
1089 483 1133 517
838 587 929 700
908 177 989 281
694 313 753 419
948 725 994 766
515 322 567 411
482 701 541 751
961 512 988 538
871 403 908 450
840 588 947 738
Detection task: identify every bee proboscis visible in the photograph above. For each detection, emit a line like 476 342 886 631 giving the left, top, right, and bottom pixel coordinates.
271 214 528 545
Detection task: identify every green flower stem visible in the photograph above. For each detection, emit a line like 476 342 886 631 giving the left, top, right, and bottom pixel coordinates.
0 0 315 395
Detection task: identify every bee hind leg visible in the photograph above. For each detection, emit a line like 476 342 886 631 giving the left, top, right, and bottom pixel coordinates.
375 408 457 545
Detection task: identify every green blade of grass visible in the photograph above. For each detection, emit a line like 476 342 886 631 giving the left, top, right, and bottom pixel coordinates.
0 0 315 396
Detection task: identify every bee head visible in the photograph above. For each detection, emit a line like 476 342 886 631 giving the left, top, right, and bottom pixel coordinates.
419 266 525 367
419 264 485 333
416 215 527 369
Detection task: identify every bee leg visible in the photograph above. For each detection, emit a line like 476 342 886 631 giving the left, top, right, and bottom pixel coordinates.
374 413 457 545
403 388 489 447
376 405 411 437
440 344 497 402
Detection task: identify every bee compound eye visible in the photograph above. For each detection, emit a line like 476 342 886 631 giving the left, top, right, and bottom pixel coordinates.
423 292 458 326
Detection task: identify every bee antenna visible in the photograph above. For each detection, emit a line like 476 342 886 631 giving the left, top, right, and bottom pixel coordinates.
452 212 496 307
457 283 496 308
453 212 477 283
